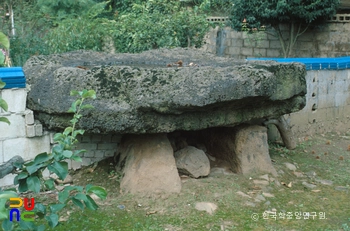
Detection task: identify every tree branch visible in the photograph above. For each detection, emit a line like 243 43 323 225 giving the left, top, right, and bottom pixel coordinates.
0 155 24 179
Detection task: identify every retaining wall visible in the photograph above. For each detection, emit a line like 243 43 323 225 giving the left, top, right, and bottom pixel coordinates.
202 21 350 58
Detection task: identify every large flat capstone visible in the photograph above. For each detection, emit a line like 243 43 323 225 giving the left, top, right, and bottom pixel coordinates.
23 48 306 134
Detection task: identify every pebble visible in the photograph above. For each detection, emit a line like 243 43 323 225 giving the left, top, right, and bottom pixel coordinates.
195 202 218 215
256 194 266 201
262 192 275 198
259 174 269 181
253 180 269 186
285 162 297 171
245 202 256 207
335 186 349 191
236 191 252 198
302 182 317 189
315 179 333 186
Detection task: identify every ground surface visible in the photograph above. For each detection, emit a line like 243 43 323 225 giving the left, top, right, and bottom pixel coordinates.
40 132 350 231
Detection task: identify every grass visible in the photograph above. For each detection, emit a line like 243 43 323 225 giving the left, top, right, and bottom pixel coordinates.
26 133 350 230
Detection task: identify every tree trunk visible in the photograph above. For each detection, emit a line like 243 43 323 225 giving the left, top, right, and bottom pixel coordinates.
264 116 296 150
0 155 24 179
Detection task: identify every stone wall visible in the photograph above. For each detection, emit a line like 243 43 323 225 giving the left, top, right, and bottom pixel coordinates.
202 21 350 58
0 87 118 186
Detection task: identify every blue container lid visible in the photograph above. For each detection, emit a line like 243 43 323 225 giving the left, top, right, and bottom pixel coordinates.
0 67 26 89
247 56 350 70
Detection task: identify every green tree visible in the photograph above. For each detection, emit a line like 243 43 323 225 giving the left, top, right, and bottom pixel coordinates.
229 0 340 57
36 0 99 20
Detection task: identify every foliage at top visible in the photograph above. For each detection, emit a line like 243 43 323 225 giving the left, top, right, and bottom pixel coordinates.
0 32 11 67
0 80 10 125
230 0 339 30
2 0 212 66
36 0 98 20
229 0 340 57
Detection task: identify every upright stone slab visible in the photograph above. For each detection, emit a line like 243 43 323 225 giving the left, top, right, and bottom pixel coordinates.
234 125 277 176
120 133 181 195
202 125 277 176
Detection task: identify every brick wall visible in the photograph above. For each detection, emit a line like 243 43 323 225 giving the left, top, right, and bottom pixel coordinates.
202 22 350 58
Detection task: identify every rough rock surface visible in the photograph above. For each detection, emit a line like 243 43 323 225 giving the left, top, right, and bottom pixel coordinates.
119 133 181 194
23 48 306 134
174 146 210 178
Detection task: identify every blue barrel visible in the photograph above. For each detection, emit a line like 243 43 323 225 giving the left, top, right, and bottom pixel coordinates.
0 67 26 89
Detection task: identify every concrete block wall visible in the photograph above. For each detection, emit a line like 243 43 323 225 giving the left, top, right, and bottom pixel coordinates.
284 69 350 140
66 133 121 170
0 87 120 186
202 22 350 58
0 88 50 186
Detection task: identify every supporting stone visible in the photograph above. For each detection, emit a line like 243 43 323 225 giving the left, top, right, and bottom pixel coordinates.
202 125 277 176
119 133 181 195
174 146 210 178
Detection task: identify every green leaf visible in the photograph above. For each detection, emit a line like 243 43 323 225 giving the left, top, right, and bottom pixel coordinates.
68 99 81 113
0 80 5 89
0 117 10 125
44 178 55 190
2 219 13 231
72 129 85 137
26 163 44 175
62 150 73 158
70 155 82 162
50 204 65 213
82 90 96 99
53 133 64 142
63 127 73 136
86 185 107 200
14 172 28 185
84 195 98 210
34 202 46 215
18 179 28 193
33 152 51 164
0 98 8 111
52 144 64 156
27 176 41 193
0 52 4 66
35 224 46 231
71 197 84 210
58 189 69 203
47 161 68 180
18 220 35 230
80 104 94 110
45 213 59 228
70 90 80 96
0 32 9 49
0 191 17 200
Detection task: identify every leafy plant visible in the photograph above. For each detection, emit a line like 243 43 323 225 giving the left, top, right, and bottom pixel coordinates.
0 32 11 67
0 80 10 125
229 0 340 57
0 89 107 230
